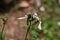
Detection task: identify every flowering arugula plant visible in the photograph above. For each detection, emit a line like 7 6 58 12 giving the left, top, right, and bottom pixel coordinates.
18 12 42 40
18 12 42 30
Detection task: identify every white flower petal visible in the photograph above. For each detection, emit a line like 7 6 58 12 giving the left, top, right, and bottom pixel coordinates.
36 17 40 20
18 15 28 20
38 21 42 30
33 12 40 20
18 17 27 20
33 12 38 18
34 12 38 16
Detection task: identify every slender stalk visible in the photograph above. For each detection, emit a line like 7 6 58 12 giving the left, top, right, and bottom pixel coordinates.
25 21 31 40
1 23 5 40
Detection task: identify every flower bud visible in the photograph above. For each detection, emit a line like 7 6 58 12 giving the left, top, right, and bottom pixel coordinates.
2 16 8 24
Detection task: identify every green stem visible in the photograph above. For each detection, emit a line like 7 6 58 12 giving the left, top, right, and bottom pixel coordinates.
25 21 31 40
1 23 5 40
